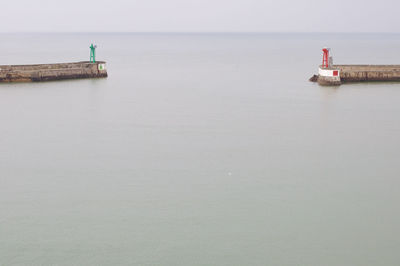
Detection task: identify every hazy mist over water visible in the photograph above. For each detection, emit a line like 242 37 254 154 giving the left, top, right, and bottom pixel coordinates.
1 33 400 265
2 0 400 32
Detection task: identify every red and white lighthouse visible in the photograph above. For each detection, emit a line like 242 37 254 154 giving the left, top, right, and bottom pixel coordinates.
318 47 341 85
322 47 330 68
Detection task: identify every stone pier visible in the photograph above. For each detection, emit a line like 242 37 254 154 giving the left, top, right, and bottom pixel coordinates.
312 65 400 86
0 61 107 83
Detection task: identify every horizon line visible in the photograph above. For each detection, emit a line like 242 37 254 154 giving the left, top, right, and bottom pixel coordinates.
1 31 400 34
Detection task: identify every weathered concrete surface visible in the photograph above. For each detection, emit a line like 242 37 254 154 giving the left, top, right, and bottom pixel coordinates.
0 61 107 83
336 65 400 82
317 75 341 86
311 65 400 86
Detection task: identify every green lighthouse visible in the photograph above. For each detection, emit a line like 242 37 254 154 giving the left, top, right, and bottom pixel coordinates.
90 44 97 63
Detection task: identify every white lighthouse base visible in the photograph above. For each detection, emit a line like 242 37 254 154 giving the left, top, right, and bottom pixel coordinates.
317 67 341 86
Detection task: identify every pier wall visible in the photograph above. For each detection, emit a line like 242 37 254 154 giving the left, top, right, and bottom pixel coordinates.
337 65 400 82
316 65 400 85
0 61 107 82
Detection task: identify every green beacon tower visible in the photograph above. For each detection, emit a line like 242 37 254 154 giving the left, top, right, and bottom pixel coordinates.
90 44 97 63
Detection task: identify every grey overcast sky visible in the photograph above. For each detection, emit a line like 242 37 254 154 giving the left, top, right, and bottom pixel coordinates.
1 0 398 32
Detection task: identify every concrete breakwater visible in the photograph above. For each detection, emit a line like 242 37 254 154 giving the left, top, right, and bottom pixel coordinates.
0 61 107 82
311 48 400 86
312 65 400 86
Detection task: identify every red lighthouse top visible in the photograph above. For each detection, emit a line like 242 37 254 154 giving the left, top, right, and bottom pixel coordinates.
322 48 330 68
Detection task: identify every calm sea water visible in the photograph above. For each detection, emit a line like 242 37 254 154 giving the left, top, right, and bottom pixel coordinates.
1 33 400 265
